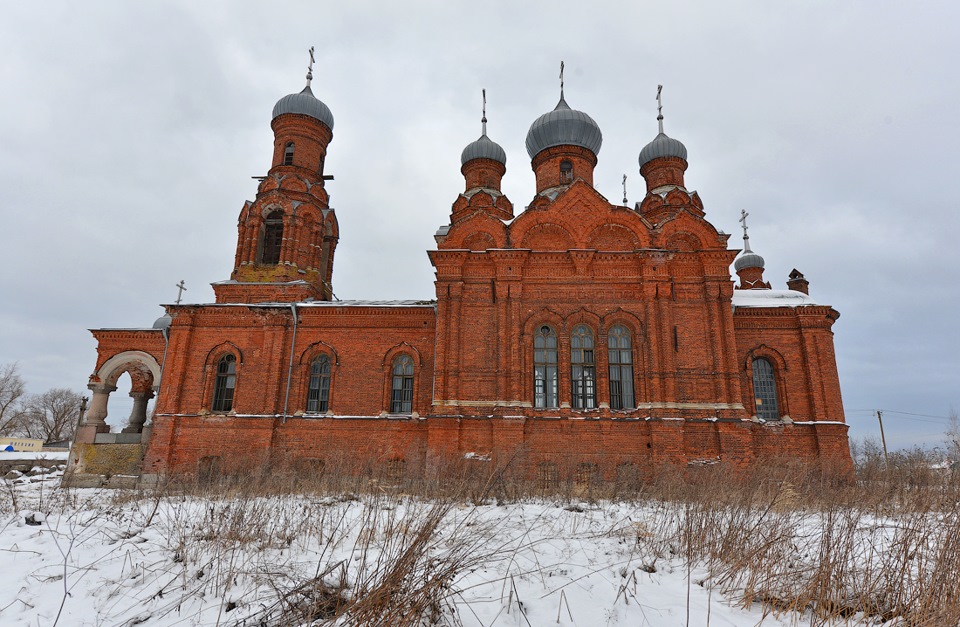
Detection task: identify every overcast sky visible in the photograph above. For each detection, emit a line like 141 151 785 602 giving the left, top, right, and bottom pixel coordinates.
1 1 957 449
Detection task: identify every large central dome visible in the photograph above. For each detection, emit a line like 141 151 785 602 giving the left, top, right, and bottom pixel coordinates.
525 96 602 159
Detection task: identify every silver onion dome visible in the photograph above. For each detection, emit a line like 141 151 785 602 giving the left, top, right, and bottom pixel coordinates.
461 133 507 165
272 85 335 129
734 251 765 272
638 132 687 169
152 314 172 331
525 96 602 159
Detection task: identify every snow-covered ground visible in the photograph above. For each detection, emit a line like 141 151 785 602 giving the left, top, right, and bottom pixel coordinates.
1 469 954 626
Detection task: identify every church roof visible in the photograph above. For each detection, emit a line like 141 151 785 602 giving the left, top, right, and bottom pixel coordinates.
731 289 819 308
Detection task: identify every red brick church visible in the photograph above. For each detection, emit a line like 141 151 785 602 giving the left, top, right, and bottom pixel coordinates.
67 60 852 485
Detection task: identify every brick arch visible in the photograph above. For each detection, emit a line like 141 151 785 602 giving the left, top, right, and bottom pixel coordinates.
585 223 642 251
743 344 788 373
259 203 285 220
382 342 423 368
441 213 507 250
600 309 645 339
278 176 309 193
564 307 602 331
743 344 790 420
521 308 565 337
203 341 244 366
517 222 575 251
96 351 161 391
462 231 496 252
299 340 339 365
295 204 324 223
664 231 703 252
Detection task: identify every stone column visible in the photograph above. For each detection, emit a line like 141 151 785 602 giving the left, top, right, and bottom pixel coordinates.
122 391 154 433
75 382 116 442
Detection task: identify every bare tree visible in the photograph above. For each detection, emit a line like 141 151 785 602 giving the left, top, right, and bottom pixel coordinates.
946 407 960 462
18 388 84 443
0 363 26 436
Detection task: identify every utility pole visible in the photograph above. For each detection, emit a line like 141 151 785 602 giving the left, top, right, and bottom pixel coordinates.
877 410 889 467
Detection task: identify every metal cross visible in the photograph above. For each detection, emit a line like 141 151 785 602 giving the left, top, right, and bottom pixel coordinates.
306 46 315 84
175 280 187 305
559 61 565 98
656 84 664 134
739 209 750 240
622 174 628 206
481 88 487 135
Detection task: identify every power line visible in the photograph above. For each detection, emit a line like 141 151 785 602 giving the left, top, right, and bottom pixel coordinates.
844 408 954 422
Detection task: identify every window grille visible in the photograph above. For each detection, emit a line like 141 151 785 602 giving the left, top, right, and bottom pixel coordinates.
608 325 635 409
560 159 573 183
261 210 283 265
211 354 236 412
752 357 780 421
534 325 558 408
390 355 414 413
283 142 295 165
306 355 331 413
571 325 596 409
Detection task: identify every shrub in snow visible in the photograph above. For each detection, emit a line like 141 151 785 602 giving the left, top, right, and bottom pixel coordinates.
24 512 44 526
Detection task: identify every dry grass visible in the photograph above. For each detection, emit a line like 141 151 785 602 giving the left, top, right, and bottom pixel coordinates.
8 447 960 625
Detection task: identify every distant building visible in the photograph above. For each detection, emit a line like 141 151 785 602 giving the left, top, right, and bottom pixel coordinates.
68 62 852 484
0 438 43 452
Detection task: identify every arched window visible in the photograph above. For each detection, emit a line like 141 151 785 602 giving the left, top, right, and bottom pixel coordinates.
608 325 635 410
390 355 414 413
752 358 780 421
306 355 331 413
211 354 237 412
571 325 596 409
260 210 283 265
534 325 558 408
283 142 295 166
560 159 573 183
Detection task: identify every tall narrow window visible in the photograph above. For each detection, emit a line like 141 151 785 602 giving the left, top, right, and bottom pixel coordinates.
261 210 283 265
560 159 573 183
306 355 331 413
752 358 780 421
211 354 236 412
571 325 596 409
534 325 558 408
390 355 414 413
283 142 295 166
608 325 635 410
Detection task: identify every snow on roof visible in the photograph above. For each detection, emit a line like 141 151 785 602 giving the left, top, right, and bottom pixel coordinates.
732 289 820 309
160 300 436 309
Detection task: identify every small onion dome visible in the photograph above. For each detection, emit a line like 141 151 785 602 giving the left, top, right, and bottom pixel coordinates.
152 313 172 331
272 85 334 129
638 132 687 169
525 96 602 159
461 133 507 166
734 251 765 272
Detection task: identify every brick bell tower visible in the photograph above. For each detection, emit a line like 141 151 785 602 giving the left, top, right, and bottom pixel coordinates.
214 49 339 304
